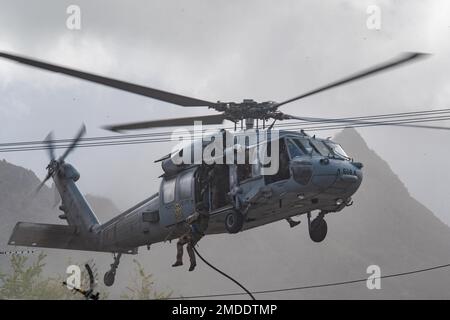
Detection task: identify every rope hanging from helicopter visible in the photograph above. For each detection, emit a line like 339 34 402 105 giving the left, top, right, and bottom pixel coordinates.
192 246 256 300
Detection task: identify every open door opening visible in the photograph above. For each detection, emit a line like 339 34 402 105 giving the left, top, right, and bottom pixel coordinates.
195 165 230 212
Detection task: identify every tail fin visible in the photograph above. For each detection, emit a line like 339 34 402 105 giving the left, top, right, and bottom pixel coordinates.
33 125 100 234
54 164 100 233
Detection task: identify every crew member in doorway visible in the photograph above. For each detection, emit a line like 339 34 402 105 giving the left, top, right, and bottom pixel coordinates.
172 210 209 271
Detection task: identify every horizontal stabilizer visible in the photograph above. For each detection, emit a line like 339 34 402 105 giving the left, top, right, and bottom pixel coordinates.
8 222 96 252
8 222 138 254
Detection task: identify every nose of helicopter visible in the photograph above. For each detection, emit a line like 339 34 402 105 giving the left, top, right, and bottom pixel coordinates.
334 161 363 195
292 158 363 197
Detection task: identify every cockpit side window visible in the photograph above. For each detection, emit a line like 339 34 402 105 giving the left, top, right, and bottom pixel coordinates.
286 138 303 159
163 178 176 204
292 138 311 155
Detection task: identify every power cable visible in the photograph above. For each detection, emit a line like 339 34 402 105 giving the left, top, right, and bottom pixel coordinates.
166 262 450 300
0 112 449 153
0 108 449 150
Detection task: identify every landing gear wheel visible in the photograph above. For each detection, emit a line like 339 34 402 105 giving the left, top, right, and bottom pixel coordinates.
103 270 116 287
104 252 121 287
225 210 244 234
309 217 328 243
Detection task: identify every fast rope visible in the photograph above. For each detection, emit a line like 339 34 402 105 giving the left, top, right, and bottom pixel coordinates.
193 246 255 300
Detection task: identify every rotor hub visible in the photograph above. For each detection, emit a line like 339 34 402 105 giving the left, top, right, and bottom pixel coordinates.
213 99 281 123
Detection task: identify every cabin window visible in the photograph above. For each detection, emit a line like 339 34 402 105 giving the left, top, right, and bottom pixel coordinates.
142 210 159 222
162 178 176 203
178 172 192 199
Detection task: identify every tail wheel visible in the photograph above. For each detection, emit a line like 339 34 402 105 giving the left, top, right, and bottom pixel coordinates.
104 270 116 287
225 210 244 234
309 217 328 243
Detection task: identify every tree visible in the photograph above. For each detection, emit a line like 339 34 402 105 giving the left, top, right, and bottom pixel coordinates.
0 252 108 299
0 252 75 299
121 259 172 300
0 253 170 300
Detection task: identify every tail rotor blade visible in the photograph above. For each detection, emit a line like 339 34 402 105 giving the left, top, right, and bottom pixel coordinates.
59 124 86 162
44 131 56 161
34 172 52 195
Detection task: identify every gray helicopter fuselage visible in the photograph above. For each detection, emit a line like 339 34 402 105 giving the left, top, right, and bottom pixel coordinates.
94 130 363 251
9 129 362 255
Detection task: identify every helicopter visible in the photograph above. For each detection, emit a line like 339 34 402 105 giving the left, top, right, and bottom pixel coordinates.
0 51 436 286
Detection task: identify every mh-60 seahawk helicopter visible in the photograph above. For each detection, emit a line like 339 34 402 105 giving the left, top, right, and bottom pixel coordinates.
0 51 432 286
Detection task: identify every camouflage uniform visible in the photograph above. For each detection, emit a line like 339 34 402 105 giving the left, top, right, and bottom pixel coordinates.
173 211 209 271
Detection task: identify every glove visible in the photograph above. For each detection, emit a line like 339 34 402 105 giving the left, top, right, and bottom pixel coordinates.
186 212 199 224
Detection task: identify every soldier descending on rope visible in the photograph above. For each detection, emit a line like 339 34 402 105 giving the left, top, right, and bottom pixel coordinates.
172 167 212 271
171 210 209 271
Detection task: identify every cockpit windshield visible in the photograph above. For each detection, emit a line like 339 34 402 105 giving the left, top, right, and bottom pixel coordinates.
325 142 349 159
289 136 349 159
309 139 331 157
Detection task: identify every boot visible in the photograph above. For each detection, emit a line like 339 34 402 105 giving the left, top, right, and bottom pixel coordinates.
189 263 196 272
288 219 301 228
172 261 183 267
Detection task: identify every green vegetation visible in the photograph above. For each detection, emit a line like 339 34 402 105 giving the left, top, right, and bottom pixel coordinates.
121 259 172 300
0 252 75 299
0 253 171 300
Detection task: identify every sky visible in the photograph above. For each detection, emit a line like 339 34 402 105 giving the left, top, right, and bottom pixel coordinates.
0 0 450 224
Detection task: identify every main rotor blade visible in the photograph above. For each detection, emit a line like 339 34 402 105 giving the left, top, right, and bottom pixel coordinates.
59 124 86 161
0 51 216 107
283 113 450 131
103 113 227 132
276 52 429 108
44 131 56 161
